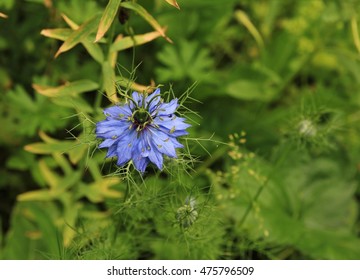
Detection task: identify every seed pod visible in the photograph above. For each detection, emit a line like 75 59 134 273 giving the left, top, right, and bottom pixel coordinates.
176 204 198 228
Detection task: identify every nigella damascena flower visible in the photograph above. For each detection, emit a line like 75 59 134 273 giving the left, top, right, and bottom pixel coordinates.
96 89 190 173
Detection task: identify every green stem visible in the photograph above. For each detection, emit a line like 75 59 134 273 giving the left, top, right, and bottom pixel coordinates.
94 88 103 109
238 177 270 228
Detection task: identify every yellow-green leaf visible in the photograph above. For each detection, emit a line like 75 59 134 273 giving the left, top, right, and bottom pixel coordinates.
24 141 79 154
120 1 172 42
61 13 79 30
351 16 360 54
164 0 180 9
17 190 56 202
55 14 101 58
52 96 93 113
110 29 164 53
38 130 57 143
33 80 99 97
58 171 82 191
78 178 122 203
102 61 118 103
116 76 153 93
82 38 104 63
25 132 87 158
61 197 81 247
68 143 89 164
39 160 60 190
61 13 105 63
41 28 73 41
95 0 122 42
235 10 264 49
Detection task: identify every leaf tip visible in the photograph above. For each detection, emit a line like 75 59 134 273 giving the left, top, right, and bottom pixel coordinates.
23 144 33 153
165 36 173 44
165 0 180 10
94 31 103 43
54 49 62 58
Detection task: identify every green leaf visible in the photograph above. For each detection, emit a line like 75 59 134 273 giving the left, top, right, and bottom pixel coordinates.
4 86 71 137
110 30 164 53
55 14 100 58
95 0 122 42
262 208 360 259
120 1 171 42
33 80 99 97
156 40 214 82
1 203 61 259
225 80 276 101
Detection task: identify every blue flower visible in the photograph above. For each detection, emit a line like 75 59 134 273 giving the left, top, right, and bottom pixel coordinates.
96 89 190 173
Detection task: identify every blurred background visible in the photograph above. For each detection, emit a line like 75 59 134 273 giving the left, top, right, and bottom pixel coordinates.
1 0 360 259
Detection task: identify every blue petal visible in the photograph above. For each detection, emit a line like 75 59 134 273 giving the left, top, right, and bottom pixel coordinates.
164 129 189 137
154 115 191 131
169 137 184 149
131 91 144 107
96 119 129 136
103 105 132 120
136 131 151 157
106 144 117 158
149 128 176 157
146 88 161 112
115 130 136 166
156 98 178 116
99 138 118 148
132 155 150 173
96 120 115 133
148 141 164 169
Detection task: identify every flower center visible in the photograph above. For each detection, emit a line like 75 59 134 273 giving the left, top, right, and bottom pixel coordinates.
133 108 152 130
